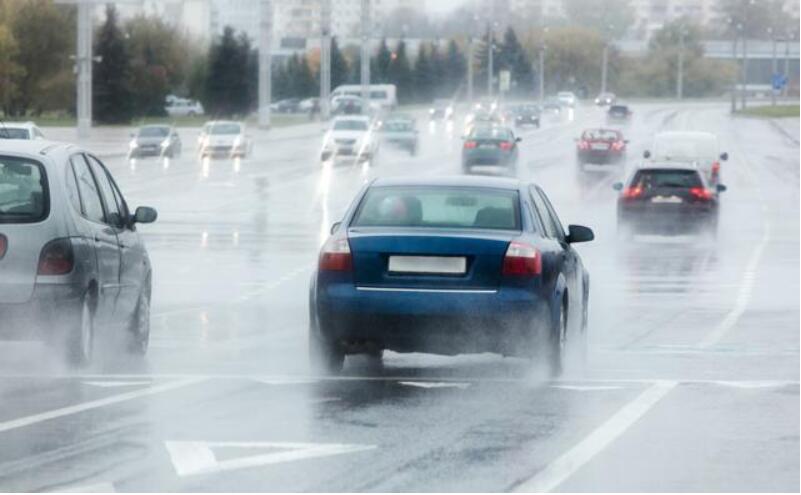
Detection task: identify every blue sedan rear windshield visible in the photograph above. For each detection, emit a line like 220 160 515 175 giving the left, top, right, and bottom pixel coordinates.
353 186 520 230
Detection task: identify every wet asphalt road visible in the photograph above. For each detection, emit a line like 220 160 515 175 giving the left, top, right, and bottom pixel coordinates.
0 102 798 492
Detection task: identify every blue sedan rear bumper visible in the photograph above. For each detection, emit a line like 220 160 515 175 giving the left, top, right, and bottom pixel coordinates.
314 282 550 356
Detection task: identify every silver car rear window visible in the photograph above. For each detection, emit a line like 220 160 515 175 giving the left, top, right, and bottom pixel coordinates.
0 156 49 223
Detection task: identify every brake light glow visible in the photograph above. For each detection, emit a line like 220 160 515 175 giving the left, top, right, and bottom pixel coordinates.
499 141 514 151
578 140 590 150
611 140 625 151
0 234 6 259
622 186 643 199
502 241 542 276
690 187 713 201
319 233 352 271
463 140 477 149
37 238 74 275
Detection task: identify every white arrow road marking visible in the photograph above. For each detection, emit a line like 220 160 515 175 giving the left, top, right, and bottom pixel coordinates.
165 441 377 477
551 385 624 392
83 380 153 388
399 381 471 389
513 380 677 492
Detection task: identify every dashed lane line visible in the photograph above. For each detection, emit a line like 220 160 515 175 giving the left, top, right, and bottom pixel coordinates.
0 378 205 435
510 380 678 493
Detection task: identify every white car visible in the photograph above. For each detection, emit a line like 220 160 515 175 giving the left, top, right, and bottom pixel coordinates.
321 116 379 163
197 121 252 159
0 122 45 140
557 91 577 108
166 98 204 117
644 131 728 186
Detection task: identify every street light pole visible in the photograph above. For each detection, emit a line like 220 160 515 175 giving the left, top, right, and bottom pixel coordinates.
320 0 331 120
538 43 545 104
741 33 748 109
770 28 777 106
76 1 92 139
601 43 609 94
730 23 738 113
487 24 494 99
257 0 273 129
783 34 791 98
677 27 686 100
467 36 474 104
360 0 371 103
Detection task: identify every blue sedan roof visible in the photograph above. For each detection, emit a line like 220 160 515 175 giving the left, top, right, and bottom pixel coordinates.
371 175 523 190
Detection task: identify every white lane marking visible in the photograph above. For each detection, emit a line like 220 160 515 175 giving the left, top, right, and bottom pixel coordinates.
83 380 152 388
712 380 791 389
165 440 377 477
51 481 116 493
252 378 319 386
512 380 677 493
399 381 471 389
0 378 205 434
551 385 623 392
697 222 771 348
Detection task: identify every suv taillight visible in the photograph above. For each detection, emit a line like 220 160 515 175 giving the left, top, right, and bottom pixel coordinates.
0 234 6 259
319 233 352 271
38 238 74 275
499 141 514 151
622 186 643 199
689 187 713 201
463 140 477 149
502 241 542 276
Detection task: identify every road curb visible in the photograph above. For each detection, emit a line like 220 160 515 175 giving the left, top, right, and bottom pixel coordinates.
768 119 800 145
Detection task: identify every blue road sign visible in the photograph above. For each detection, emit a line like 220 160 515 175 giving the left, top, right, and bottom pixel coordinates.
772 73 787 90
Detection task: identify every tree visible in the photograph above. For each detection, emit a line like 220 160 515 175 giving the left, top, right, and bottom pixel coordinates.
203 27 254 116
330 37 349 90
0 25 23 114
413 44 434 102
442 39 467 98
125 15 197 116
715 0 796 39
562 0 634 40
535 26 619 96
497 27 533 96
373 38 392 83
387 40 413 103
1 0 74 116
93 5 134 124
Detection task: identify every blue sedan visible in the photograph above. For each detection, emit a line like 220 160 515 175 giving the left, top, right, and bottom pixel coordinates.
308 176 594 375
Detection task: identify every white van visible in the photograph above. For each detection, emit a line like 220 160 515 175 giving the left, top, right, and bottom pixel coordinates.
331 84 397 110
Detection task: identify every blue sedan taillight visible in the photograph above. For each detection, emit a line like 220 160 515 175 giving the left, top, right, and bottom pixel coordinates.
502 241 541 276
319 233 352 272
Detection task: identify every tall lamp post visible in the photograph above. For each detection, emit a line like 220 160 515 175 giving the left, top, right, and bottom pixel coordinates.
360 0 371 103
257 0 273 129
539 27 548 104
768 27 777 106
600 24 614 95
320 0 331 120
676 24 687 100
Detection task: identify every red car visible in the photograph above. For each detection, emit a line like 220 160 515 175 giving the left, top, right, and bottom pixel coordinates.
575 128 627 167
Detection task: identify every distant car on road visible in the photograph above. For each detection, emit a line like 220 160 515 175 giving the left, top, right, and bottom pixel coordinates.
462 125 521 174
0 141 158 365
594 92 616 106
331 95 368 117
0 122 45 140
606 104 632 123
542 98 563 115
429 99 455 121
298 97 320 113
644 131 728 186
379 115 418 155
508 104 541 129
557 91 577 107
309 176 594 375
165 97 204 117
614 162 726 236
128 125 181 159
321 115 379 163
575 128 627 167
271 98 302 114
197 121 252 159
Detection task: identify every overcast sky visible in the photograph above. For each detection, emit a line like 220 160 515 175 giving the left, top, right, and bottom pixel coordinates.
426 0 467 15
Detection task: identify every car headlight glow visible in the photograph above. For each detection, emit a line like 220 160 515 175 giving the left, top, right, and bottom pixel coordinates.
129 140 138 149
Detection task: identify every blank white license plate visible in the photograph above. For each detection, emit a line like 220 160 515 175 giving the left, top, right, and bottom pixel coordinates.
388 256 466 274
651 196 683 204
591 143 609 150
479 143 496 149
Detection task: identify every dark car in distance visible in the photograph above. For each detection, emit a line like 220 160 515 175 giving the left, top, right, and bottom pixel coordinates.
462 125 521 174
308 176 594 375
576 128 627 167
606 104 632 123
614 163 726 236
128 125 181 159
509 104 541 129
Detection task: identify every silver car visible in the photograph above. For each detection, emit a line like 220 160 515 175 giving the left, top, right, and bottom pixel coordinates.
0 141 157 366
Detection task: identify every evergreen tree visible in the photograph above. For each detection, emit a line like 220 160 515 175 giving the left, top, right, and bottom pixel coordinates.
93 5 134 124
374 38 392 83
387 40 413 103
443 40 467 98
203 27 253 116
498 27 533 96
330 37 349 90
428 42 446 98
413 44 434 102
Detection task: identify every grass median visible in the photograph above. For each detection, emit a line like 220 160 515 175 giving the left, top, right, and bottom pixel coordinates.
735 104 800 118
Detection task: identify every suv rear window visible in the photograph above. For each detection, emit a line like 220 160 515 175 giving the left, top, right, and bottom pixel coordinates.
0 128 30 139
0 157 48 223
353 186 521 231
631 169 703 190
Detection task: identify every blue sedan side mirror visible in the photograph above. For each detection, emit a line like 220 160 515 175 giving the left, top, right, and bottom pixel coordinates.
567 225 594 243
612 182 624 191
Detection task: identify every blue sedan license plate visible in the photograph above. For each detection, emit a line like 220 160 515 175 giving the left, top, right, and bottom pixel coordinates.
388 256 466 275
